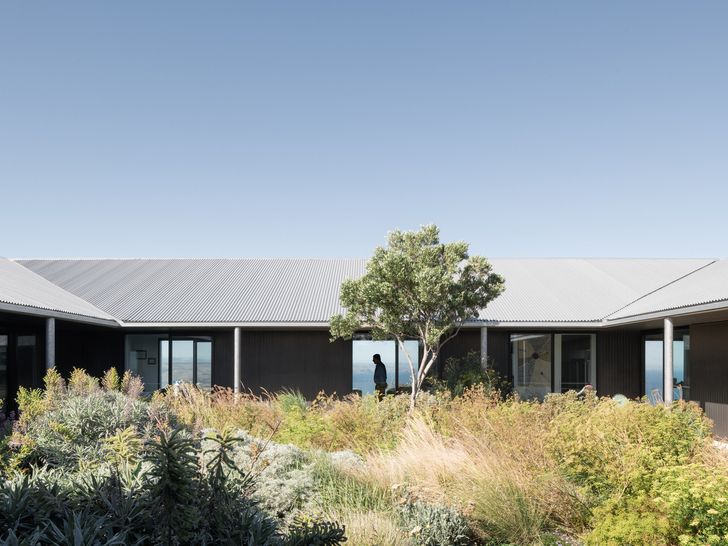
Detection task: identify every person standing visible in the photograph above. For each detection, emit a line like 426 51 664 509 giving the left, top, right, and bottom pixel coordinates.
372 353 387 400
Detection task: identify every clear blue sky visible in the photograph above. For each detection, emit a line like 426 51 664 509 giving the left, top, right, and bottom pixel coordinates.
1 2 726 258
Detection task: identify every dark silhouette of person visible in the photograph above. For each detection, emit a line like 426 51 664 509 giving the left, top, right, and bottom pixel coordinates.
372 353 387 400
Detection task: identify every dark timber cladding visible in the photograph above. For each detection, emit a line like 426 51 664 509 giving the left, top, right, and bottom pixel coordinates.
55 321 125 379
596 330 642 398
239 330 352 399
690 320 728 404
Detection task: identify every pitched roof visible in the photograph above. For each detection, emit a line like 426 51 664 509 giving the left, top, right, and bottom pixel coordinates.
15 257 725 326
0 258 116 323
607 259 728 320
18 258 366 324
479 258 715 323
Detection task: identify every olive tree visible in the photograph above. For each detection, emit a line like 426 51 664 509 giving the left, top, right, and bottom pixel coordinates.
330 225 504 409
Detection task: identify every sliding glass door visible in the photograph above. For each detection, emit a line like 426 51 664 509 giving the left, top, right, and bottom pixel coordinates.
159 337 213 389
511 333 597 399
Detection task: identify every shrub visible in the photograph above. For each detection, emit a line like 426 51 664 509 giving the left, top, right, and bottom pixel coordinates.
588 462 728 546
435 351 511 397
398 500 472 546
0 427 346 545
18 390 154 468
547 395 713 500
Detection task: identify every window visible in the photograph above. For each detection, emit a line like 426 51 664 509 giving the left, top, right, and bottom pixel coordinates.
644 330 690 402
555 334 596 393
511 333 597 400
124 334 213 391
511 334 552 400
352 335 419 395
160 337 214 389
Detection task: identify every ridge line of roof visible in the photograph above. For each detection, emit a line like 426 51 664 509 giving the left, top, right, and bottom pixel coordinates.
601 259 718 322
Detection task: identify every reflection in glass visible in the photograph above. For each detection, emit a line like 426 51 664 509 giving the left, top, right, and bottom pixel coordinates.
196 341 212 389
511 334 552 400
160 340 169 388
558 334 595 393
644 331 690 402
171 340 194 384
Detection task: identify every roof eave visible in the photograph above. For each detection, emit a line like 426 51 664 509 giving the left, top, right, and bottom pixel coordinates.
604 299 728 326
0 302 120 327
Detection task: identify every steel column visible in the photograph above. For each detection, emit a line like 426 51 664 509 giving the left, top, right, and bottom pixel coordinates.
45 317 55 370
663 317 674 404
480 326 488 369
233 327 241 393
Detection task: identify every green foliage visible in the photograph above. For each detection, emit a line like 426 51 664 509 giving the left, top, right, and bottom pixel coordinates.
398 501 472 546
435 351 511 397
284 517 347 546
330 224 504 403
7 366 728 545
0 427 346 545
145 428 201 544
101 368 121 392
547 395 712 499
102 427 143 467
68 368 100 396
588 462 728 546
312 457 393 514
15 388 47 423
42 367 65 401
18 390 153 469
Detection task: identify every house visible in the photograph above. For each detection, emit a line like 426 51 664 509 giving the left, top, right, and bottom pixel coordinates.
1 256 727 435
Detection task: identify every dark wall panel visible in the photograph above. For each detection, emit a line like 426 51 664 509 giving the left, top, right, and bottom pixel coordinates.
597 330 642 398
437 330 481 377
55 323 124 379
240 331 352 398
212 331 234 388
691 321 728 404
487 330 511 380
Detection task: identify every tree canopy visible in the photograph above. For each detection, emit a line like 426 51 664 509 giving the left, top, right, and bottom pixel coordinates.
330 225 505 407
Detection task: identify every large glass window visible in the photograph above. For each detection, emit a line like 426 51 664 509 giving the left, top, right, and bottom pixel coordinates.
555 334 596 393
160 337 213 389
352 336 419 395
644 330 690 402
124 334 213 391
197 341 212 389
511 334 552 400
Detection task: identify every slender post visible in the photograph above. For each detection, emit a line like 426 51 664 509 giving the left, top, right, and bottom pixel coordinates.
480 326 488 370
233 327 241 394
663 317 674 405
45 317 55 370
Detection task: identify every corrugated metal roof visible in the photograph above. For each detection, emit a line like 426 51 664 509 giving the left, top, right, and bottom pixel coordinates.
18 259 367 323
607 260 728 319
16 257 718 325
479 258 714 322
0 258 115 321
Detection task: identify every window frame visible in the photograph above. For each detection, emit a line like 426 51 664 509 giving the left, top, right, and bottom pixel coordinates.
159 336 214 389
